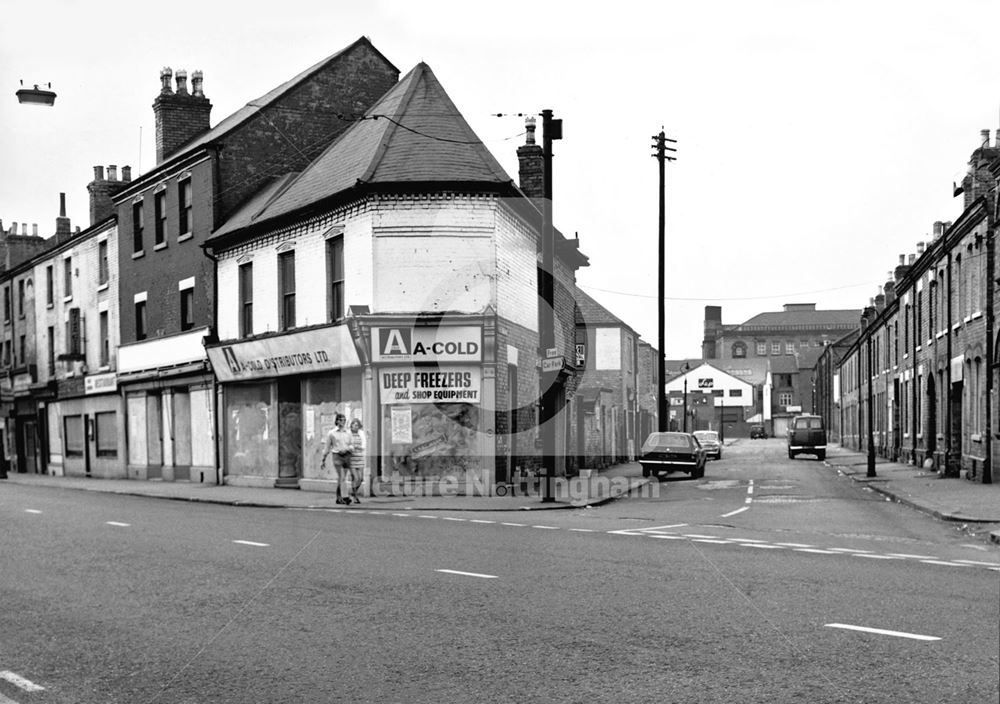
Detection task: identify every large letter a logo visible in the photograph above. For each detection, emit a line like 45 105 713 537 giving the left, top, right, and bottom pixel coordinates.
379 328 410 356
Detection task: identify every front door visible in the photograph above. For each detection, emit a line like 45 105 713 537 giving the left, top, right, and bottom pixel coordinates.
276 378 302 487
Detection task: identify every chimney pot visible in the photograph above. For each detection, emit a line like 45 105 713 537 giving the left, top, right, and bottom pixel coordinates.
160 67 173 94
191 70 204 97
32 224 38 237
21 222 26 235
94 165 104 181
524 116 536 146
59 192 66 217
175 69 188 95
908 253 916 264
982 129 991 148
898 254 905 265
916 241 925 254
121 165 132 182
107 165 117 181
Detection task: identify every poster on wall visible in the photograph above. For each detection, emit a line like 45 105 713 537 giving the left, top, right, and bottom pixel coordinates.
391 406 413 444
379 367 481 404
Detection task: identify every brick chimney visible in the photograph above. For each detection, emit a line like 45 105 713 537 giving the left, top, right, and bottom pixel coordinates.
55 193 72 238
884 273 896 305
153 66 212 164
517 116 544 200
88 164 131 225
960 128 1000 209
702 305 722 359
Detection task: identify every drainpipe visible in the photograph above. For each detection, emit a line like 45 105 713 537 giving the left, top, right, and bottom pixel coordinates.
986 198 996 483
946 252 953 474
201 242 222 485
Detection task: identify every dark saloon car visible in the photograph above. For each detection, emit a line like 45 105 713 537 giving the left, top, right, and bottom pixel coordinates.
750 424 767 439
787 414 827 460
693 430 722 460
640 432 706 479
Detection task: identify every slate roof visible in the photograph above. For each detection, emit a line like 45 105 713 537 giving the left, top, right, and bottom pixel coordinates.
174 37 398 162
575 287 634 330
211 62 514 240
735 308 860 329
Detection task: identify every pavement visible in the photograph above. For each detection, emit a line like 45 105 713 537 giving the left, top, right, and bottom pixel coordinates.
823 444 1000 545
3 442 1000 545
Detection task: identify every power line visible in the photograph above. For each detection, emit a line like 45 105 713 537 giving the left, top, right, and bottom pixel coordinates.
579 281 882 302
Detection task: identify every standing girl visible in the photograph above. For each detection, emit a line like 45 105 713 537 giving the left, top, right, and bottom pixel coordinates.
348 418 367 504
321 413 353 504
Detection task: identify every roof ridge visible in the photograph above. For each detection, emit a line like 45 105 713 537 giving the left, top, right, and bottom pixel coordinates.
357 63 426 184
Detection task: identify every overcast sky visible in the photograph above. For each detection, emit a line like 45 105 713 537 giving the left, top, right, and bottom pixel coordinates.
3 1 998 358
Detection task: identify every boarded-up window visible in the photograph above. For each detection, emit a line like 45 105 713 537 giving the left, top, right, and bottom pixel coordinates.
96 412 117 457
64 415 84 457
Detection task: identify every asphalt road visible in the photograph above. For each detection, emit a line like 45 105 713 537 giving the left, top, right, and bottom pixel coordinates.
1 439 997 703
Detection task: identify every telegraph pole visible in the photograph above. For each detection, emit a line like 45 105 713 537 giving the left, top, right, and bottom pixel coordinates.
539 109 562 502
652 130 676 431
866 320 877 478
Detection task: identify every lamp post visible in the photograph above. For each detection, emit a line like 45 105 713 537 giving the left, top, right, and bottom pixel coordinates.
682 362 690 433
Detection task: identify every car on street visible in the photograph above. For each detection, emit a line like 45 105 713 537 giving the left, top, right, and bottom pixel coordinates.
639 431 706 479
693 430 722 460
787 414 827 460
750 424 767 439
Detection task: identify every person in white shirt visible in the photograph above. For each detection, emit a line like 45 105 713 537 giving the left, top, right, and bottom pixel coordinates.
321 413 353 504
347 418 367 504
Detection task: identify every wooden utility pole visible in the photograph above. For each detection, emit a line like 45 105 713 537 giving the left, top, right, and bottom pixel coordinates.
652 130 676 431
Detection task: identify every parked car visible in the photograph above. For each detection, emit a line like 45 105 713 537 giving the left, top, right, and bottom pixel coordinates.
750 424 767 439
640 432 706 479
787 414 827 460
693 430 722 460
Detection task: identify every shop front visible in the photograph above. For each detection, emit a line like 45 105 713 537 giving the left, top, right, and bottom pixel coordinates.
365 319 496 495
45 372 125 478
206 323 365 491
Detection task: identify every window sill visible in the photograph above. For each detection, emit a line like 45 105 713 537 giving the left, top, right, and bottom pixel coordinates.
97 282 108 292
63 295 73 304
153 242 168 252
132 250 145 260
46 303 54 310
972 433 983 443
972 311 983 321
935 331 945 339
952 323 961 331
177 232 193 243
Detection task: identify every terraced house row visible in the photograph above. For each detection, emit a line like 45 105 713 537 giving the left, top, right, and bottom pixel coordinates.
815 130 1000 484
0 38 661 493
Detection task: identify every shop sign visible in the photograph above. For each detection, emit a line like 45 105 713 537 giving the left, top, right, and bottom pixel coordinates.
371 325 481 363
207 325 360 383
380 366 481 404
697 378 714 388
85 372 118 395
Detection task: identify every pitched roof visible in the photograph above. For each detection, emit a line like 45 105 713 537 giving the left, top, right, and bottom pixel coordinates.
174 37 397 161
212 62 514 238
575 287 634 330
735 308 860 329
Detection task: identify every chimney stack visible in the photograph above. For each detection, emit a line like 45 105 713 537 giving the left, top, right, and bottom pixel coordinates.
55 193 71 238
961 128 1000 208
88 163 131 225
908 253 916 265
916 241 925 255
932 221 945 240
517 116 544 201
153 66 212 164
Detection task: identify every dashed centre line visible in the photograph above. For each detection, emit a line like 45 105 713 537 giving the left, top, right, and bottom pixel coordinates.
232 540 269 547
0 670 44 691
24 509 42 514
825 623 941 641
106 521 130 527
436 569 498 579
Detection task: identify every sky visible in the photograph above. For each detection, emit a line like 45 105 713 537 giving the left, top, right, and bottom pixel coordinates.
3 1 999 359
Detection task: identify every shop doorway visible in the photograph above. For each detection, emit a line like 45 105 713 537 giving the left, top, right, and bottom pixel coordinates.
276 377 302 487
146 392 163 479
17 419 38 474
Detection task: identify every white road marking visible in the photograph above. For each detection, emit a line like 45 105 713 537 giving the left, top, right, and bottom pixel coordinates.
730 537 767 543
500 522 526 527
853 554 902 560
106 521 130 527
794 548 838 554
532 525 559 530
569 528 595 532
441 517 467 522
954 559 1000 567
436 569 498 579
24 509 41 514
776 542 814 548
647 523 689 530
741 543 784 549
747 481 754 494
232 540 269 547
886 553 939 560
470 519 495 524
392 513 411 517
683 534 720 539
920 559 969 567
692 539 731 544
825 623 941 641
827 548 873 553
0 671 44 692
651 535 685 540
720 507 749 517
418 515 438 519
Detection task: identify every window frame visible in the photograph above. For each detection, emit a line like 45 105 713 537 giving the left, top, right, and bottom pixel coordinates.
132 200 144 253
278 250 296 330
178 177 192 237
135 300 147 341
238 262 253 338
327 235 345 323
